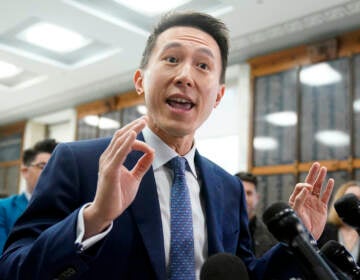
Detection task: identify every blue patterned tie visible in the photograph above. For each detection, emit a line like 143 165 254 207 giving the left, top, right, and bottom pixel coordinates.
168 156 196 280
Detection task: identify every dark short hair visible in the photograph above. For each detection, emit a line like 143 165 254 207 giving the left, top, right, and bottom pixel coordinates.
235 172 258 188
22 139 58 166
139 11 229 83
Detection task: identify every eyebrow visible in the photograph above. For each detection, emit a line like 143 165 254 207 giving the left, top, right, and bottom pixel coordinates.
161 42 215 59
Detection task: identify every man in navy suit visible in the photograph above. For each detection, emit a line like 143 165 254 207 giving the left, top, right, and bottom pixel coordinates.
0 12 334 279
0 138 57 252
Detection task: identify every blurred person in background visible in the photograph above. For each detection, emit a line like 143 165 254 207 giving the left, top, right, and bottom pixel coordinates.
318 181 360 264
0 138 58 252
235 171 277 257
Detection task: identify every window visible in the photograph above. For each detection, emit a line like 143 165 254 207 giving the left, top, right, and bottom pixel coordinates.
249 29 360 214
76 91 145 140
0 122 25 196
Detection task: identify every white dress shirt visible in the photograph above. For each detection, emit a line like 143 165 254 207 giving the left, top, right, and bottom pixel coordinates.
76 127 208 279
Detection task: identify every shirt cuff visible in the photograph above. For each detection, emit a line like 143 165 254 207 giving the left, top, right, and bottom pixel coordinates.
75 203 113 252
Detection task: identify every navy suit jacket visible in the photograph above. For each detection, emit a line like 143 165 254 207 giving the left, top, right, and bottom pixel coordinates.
0 193 28 253
0 134 298 279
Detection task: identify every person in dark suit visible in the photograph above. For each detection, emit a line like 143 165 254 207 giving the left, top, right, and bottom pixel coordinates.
0 138 58 252
318 181 360 264
0 12 334 280
235 172 277 257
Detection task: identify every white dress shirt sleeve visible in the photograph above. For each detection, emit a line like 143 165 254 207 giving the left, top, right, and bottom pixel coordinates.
75 203 113 251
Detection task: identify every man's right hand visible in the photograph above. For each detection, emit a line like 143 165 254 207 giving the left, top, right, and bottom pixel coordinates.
83 116 155 239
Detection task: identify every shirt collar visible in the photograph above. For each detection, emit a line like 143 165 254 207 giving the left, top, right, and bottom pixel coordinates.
142 126 197 178
24 190 31 201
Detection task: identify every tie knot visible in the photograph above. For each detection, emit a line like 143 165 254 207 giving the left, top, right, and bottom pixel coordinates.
169 156 186 177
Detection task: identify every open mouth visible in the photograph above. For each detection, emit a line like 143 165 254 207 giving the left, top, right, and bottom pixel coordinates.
166 97 194 110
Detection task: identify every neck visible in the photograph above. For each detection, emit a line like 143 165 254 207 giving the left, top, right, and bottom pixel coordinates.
149 125 194 156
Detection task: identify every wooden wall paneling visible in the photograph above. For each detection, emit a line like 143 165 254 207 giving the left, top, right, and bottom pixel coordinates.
115 91 144 110
76 91 144 120
76 96 117 120
298 160 350 173
0 121 26 138
338 29 360 57
248 45 309 77
251 164 297 175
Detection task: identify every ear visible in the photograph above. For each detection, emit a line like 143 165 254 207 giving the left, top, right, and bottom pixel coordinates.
20 165 28 177
214 84 225 108
134 69 144 95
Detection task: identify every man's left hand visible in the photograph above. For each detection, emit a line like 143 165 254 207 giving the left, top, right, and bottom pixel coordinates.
289 162 334 240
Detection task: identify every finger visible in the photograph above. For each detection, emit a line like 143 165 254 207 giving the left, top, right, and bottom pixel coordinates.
107 118 147 157
110 131 138 168
99 131 133 170
312 166 327 195
292 187 309 211
131 148 155 181
289 183 312 205
321 178 334 205
304 162 320 185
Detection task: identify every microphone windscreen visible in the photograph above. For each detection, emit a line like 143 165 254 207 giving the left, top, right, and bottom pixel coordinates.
321 240 343 255
334 193 360 227
321 240 360 276
262 202 290 225
200 253 249 280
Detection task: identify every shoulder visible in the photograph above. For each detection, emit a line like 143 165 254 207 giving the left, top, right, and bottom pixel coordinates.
57 137 112 152
0 194 18 204
195 153 241 187
52 137 112 161
0 194 22 208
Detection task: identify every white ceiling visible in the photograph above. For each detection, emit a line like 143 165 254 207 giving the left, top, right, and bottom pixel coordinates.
1 0 360 126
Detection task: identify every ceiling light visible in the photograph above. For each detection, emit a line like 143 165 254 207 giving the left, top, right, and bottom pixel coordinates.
354 99 360 113
315 130 350 147
84 115 99 127
300 62 341 86
84 115 120 129
253 137 278 151
17 22 91 53
137 105 147 115
265 111 297 126
114 0 191 16
0 60 23 79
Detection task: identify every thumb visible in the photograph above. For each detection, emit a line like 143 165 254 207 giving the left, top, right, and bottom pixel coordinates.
292 187 309 212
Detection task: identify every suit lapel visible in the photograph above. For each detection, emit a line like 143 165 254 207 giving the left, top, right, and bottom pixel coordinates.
126 133 166 280
195 152 225 255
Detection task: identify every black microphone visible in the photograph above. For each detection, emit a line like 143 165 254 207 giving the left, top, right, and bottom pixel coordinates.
334 193 360 234
263 202 339 280
200 253 249 280
321 240 360 279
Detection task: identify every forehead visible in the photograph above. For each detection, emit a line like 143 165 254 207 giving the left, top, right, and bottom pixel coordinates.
345 185 360 196
33 152 51 163
154 26 221 58
243 181 256 192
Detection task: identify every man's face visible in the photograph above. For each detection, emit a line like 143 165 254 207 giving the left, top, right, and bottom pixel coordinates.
243 181 259 219
21 152 51 194
134 26 225 141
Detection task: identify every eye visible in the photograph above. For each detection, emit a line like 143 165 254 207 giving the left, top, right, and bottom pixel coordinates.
198 63 209 70
165 56 178 63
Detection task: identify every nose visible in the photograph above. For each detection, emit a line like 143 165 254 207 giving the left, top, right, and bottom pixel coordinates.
174 63 194 88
